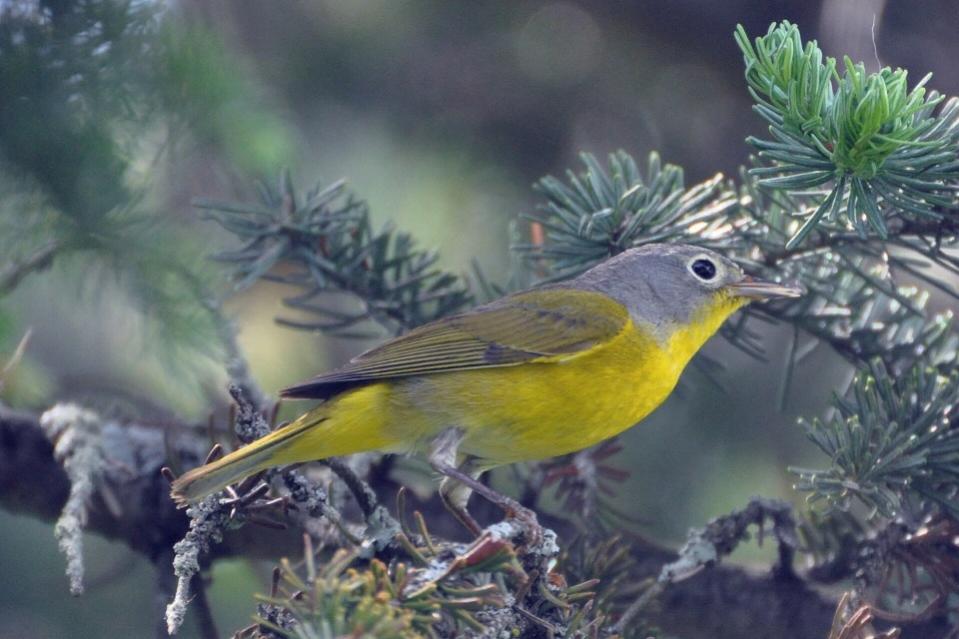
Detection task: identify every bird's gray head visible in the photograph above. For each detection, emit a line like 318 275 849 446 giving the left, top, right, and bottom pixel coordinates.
572 243 800 336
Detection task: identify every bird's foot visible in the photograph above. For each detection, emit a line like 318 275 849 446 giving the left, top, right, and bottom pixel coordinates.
439 489 483 537
502 501 545 552
433 461 548 551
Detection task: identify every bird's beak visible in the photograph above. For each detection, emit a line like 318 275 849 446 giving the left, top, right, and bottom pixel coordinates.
727 275 803 300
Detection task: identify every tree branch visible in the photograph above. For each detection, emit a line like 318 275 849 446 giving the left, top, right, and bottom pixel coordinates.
0 404 301 562
1 403 950 637
0 240 63 296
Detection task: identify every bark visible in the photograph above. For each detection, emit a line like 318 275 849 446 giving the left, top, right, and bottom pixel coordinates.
0 405 952 638
0 405 301 562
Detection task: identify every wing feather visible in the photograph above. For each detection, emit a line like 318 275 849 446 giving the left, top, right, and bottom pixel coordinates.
280 288 629 399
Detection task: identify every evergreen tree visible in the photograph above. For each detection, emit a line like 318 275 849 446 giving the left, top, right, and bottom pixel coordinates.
1 7 958 638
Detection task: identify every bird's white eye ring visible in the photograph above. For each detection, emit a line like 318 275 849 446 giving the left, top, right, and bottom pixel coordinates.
688 256 718 281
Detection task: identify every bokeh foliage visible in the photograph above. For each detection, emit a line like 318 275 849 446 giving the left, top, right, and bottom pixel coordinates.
0 0 294 362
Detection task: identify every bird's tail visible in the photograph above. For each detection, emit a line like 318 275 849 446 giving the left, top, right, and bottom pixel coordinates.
170 385 394 506
170 416 317 507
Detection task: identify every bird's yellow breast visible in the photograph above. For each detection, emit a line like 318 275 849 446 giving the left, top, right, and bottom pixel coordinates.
381 291 745 464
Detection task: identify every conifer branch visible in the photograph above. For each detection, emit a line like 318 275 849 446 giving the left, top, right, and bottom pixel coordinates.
735 21 959 247
0 239 63 296
793 360 959 520
4 11 959 639
197 170 474 336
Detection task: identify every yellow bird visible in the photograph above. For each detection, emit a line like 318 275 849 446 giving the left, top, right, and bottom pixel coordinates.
171 243 799 528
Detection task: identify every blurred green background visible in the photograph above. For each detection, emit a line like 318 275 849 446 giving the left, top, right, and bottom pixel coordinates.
2 1 958 637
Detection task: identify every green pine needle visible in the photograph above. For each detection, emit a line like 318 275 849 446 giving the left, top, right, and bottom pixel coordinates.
198 170 474 336
736 22 959 248
517 151 737 280
793 359 959 520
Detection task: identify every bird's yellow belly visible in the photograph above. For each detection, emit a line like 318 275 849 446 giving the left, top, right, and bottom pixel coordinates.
389 325 683 464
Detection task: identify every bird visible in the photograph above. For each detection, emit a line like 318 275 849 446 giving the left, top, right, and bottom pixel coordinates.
170 243 800 531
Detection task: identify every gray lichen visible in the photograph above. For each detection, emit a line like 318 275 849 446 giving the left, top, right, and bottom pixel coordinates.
659 529 719 583
165 496 229 635
39 403 107 596
470 598 522 639
229 382 271 443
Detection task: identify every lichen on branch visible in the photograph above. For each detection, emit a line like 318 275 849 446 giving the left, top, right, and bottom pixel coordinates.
39 403 108 596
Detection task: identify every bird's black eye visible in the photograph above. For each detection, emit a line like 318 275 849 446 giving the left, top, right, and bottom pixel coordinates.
691 258 717 280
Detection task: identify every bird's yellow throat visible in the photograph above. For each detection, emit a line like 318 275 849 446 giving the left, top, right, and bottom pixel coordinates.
663 289 747 367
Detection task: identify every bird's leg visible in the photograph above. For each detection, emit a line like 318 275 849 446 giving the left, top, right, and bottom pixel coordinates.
429 428 542 545
438 463 483 536
429 427 481 534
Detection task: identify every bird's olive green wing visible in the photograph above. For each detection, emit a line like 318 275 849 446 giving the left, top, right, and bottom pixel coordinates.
280 288 630 399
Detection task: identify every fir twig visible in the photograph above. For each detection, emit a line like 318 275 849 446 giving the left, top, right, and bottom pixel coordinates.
197 170 474 336
735 21 959 247
793 359 959 520
0 239 63 296
615 497 797 633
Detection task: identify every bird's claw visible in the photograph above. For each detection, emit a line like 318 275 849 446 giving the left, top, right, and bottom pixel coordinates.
505 502 544 550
